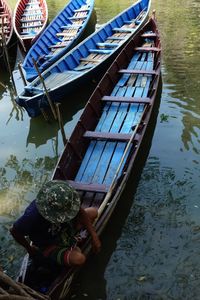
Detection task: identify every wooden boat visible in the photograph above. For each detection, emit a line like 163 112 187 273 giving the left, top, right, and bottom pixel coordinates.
13 0 48 52
17 16 161 299
23 0 95 82
15 0 151 118
0 0 13 63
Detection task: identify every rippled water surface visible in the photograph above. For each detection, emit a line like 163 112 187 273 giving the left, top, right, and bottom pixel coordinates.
1 0 200 299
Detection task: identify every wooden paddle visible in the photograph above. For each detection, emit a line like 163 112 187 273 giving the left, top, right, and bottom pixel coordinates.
32 58 57 120
96 104 149 220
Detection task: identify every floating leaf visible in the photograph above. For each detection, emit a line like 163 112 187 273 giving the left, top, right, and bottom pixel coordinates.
137 276 147 282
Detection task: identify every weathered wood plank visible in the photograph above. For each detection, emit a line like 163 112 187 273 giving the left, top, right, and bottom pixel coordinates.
84 131 132 141
68 180 109 193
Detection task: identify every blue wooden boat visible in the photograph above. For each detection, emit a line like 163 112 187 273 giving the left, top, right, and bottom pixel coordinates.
16 0 151 118
17 16 161 298
23 0 95 82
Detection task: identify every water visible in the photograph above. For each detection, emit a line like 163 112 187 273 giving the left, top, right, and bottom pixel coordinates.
1 0 200 299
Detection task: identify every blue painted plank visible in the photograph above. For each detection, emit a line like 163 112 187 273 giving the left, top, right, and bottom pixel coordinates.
75 84 121 182
79 87 127 183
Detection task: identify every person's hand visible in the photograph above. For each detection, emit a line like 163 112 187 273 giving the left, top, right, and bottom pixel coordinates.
27 245 39 257
92 235 101 253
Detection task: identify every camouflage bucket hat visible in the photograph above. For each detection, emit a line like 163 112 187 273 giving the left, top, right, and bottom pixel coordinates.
35 180 80 224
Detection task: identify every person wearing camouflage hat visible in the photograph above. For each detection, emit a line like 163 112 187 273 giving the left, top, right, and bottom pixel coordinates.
35 180 81 224
10 180 101 267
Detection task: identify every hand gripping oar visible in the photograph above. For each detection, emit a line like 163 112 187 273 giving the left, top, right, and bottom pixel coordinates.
96 104 149 221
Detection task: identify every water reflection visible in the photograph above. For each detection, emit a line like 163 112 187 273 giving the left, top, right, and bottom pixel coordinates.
154 0 200 154
105 158 200 299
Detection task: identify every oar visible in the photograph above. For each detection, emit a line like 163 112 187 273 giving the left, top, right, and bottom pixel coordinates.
96 104 149 220
1 25 17 96
0 81 6 88
55 102 68 145
32 58 57 120
18 62 27 86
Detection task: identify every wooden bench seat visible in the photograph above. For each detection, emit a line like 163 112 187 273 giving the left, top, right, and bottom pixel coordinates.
20 18 43 23
141 33 157 38
97 42 118 48
80 57 102 63
134 46 161 52
107 36 125 41
67 180 109 193
113 27 134 33
69 15 87 20
118 69 158 75
49 43 67 49
84 131 132 142
89 49 112 54
102 95 151 104
74 8 89 12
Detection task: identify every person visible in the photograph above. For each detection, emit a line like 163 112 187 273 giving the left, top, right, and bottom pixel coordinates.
10 180 101 267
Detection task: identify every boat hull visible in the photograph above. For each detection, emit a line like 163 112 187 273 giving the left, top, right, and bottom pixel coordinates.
17 17 161 299
13 0 48 52
23 0 95 82
16 0 151 117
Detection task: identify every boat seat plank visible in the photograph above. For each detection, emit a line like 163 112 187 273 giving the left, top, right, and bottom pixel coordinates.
60 24 81 29
141 32 157 38
97 42 118 48
80 57 103 63
113 27 134 33
69 16 87 20
49 43 68 49
22 12 42 16
89 49 112 54
21 24 43 29
56 32 75 37
119 69 157 75
20 18 44 23
102 95 151 104
67 180 109 193
106 36 125 41
74 63 94 71
84 131 132 142
135 46 161 52
74 8 89 12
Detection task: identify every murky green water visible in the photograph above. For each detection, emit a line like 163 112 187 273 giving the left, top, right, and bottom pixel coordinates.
1 0 200 299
